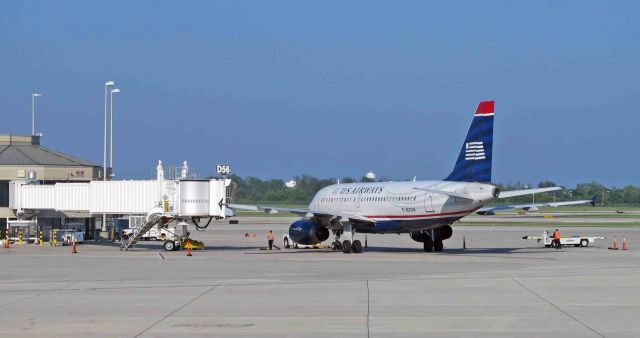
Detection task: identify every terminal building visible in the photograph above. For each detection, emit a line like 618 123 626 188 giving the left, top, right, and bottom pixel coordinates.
0 134 104 240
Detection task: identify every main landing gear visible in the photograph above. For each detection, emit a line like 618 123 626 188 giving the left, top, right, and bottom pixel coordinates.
331 228 363 254
411 227 449 253
423 229 444 252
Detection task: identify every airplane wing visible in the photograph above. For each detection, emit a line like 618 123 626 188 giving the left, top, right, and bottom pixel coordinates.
228 204 375 223
476 196 596 215
228 203 309 216
497 187 562 198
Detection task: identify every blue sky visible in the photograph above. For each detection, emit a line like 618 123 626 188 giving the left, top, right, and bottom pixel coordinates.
1 1 638 186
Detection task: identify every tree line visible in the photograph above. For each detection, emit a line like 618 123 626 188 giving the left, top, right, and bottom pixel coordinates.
225 174 640 206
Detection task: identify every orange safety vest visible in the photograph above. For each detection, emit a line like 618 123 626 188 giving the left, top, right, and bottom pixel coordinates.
268 233 274 241
554 230 561 240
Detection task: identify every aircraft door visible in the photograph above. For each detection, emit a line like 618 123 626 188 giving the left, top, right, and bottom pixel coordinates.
424 192 434 213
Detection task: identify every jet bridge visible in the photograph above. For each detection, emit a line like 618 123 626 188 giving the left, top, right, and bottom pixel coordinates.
8 177 234 250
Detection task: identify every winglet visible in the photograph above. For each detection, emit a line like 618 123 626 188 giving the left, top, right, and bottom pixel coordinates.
475 101 495 116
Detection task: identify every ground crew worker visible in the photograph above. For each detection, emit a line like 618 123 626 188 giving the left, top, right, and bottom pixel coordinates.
267 230 274 250
553 228 562 250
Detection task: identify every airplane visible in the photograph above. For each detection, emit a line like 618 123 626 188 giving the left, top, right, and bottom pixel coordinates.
231 101 575 253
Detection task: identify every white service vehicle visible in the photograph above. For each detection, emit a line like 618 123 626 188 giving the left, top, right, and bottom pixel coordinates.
122 227 174 241
523 230 605 247
52 229 84 246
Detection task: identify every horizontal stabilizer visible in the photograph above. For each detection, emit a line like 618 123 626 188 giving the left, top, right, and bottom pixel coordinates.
413 187 474 200
476 196 594 215
498 187 561 198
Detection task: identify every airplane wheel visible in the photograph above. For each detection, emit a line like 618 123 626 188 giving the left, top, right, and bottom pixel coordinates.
342 240 352 254
163 240 175 251
352 240 363 253
423 238 434 252
434 239 444 252
580 239 589 247
331 242 337 251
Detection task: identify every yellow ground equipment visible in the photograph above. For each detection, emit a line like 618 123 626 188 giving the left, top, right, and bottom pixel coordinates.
181 238 204 250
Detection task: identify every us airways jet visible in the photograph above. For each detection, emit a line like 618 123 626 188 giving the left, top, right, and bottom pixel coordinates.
231 101 572 253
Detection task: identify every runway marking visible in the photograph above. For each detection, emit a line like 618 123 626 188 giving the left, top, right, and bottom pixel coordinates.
0 281 76 307
366 280 371 338
512 278 605 338
157 252 165 260
134 282 222 338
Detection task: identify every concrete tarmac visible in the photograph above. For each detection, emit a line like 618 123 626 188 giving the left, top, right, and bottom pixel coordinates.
1 218 639 337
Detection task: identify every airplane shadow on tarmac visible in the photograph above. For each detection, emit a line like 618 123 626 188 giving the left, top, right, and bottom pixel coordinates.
88 241 261 252
364 246 525 255
252 246 536 255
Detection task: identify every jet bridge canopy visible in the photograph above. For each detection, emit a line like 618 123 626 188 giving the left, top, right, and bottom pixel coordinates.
9 178 232 218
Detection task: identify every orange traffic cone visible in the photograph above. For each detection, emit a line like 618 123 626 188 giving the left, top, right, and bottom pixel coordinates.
623 237 628 251
186 242 192 257
72 240 77 254
463 236 467 250
609 237 618 250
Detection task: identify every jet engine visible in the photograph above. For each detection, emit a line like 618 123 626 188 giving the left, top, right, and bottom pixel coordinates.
288 219 330 245
409 225 453 242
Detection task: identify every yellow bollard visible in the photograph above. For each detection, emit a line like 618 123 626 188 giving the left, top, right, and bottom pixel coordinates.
19 228 23 245
53 229 58 246
39 227 43 247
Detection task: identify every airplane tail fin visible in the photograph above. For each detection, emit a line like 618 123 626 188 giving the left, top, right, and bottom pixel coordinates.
590 196 597 207
444 101 494 183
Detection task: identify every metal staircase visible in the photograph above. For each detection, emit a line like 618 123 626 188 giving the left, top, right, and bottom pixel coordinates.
121 210 167 250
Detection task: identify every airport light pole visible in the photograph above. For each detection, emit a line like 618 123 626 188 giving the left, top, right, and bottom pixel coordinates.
103 81 114 233
31 93 41 135
110 88 120 178
104 81 115 181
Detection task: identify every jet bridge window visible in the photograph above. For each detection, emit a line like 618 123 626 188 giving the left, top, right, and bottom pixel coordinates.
0 181 8 207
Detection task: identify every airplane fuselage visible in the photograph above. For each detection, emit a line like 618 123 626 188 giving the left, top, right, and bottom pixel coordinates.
308 180 497 233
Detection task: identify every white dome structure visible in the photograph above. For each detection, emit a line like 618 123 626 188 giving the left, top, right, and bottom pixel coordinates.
365 171 376 181
285 179 297 188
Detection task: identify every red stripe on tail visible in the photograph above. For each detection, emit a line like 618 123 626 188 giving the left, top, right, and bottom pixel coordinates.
475 101 495 115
